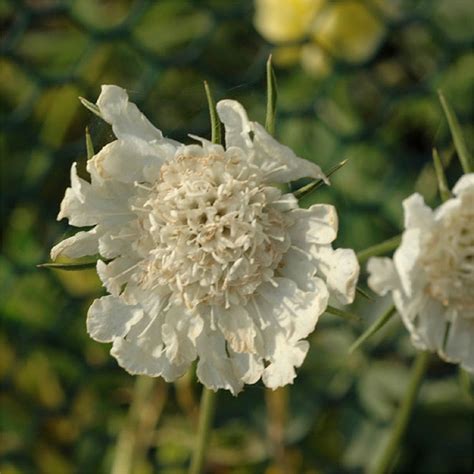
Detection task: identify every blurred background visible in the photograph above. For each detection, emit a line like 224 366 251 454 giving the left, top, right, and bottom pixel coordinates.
1 0 473 473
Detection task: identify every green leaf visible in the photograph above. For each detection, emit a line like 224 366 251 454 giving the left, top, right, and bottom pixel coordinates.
79 96 102 118
203 81 221 145
438 90 472 173
357 235 402 264
37 259 110 271
85 127 95 159
432 148 451 202
349 305 396 353
265 54 278 135
293 159 348 199
326 305 361 322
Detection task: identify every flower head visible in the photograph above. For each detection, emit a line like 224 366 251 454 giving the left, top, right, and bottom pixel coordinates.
368 174 474 372
52 85 359 394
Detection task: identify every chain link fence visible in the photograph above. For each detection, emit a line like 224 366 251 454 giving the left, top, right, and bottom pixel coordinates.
1 0 473 472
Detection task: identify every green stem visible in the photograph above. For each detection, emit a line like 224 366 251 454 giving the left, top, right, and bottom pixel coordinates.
189 388 217 474
349 305 396 353
357 235 402 264
370 351 430 474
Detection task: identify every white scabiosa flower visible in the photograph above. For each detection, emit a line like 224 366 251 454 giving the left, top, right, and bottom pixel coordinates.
52 85 359 394
367 174 474 372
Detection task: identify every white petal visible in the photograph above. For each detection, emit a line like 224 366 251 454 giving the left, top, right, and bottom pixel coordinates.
88 139 167 184
111 312 188 381
87 295 143 343
414 297 448 352
262 338 309 389
277 246 317 292
216 99 253 151
289 204 338 247
393 228 424 297
452 173 474 197
443 311 474 373
256 277 328 344
324 248 359 305
216 305 257 353
196 328 243 395
58 164 135 228
229 350 264 385
97 85 164 143
251 122 327 183
162 306 202 366
97 256 141 296
367 257 399 296
51 228 99 260
402 193 433 230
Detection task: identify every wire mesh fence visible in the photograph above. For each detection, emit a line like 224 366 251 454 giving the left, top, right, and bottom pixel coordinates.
1 0 473 472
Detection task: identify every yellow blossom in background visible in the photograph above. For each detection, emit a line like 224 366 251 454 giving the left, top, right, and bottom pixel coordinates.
254 0 386 77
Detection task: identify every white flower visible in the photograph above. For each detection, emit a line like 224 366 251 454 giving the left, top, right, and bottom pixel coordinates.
52 85 359 394
367 174 474 372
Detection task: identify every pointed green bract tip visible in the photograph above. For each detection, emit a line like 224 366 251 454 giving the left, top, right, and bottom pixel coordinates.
204 81 221 145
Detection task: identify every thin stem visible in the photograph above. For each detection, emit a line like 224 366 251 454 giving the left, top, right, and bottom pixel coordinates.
357 235 402 264
370 351 430 474
349 305 396 353
111 376 159 474
189 388 217 474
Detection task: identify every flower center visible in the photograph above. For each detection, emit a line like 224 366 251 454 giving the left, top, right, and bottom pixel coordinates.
422 209 474 312
142 151 292 310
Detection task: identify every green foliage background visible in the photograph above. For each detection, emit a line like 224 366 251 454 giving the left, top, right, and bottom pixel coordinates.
0 0 473 473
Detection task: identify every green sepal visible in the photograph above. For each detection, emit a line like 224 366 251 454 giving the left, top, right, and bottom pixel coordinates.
293 159 348 200
265 54 278 135
438 90 472 173
326 305 361 322
86 127 95 160
79 96 102 118
204 81 221 145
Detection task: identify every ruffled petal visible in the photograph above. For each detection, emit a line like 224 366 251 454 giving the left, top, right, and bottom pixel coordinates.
251 122 327 183
216 305 257 353
402 193 433 230
97 256 141 296
256 277 328 345
88 138 170 184
216 99 326 183
58 163 135 227
324 248 359 305
215 99 253 151
393 228 424 297
97 85 164 143
443 311 474 373
277 246 317 292
262 338 309 389
51 228 99 260
196 328 244 395
161 306 203 366
452 173 474 197
87 295 143 343
289 204 338 246
414 297 448 352
229 350 264 385
367 257 399 296
111 312 188 381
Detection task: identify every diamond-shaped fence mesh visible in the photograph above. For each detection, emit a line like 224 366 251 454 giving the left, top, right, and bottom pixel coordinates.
1 0 473 473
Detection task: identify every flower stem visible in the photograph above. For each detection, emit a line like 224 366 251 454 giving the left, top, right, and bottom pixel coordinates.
357 235 402 264
349 305 396 353
189 387 217 474
370 351 430 474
